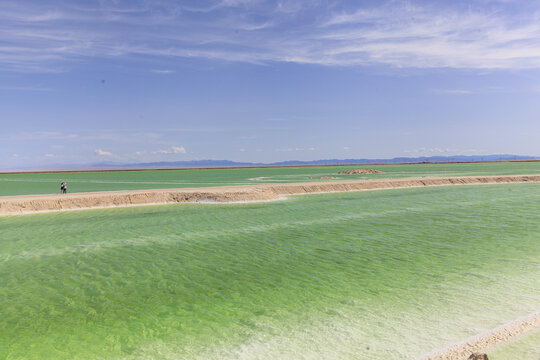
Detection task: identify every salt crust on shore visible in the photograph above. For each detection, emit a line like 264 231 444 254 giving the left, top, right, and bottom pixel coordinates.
418 312 540 360
1 175 540 216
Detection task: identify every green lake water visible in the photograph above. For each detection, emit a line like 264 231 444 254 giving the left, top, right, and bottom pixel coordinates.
1 161 539 196
1 184 539 359
488 328 540 359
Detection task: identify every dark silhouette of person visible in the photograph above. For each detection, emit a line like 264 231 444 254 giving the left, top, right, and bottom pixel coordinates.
61 182 67 194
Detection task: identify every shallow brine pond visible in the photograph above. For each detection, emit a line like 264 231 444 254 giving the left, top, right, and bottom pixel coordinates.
1 184 539 359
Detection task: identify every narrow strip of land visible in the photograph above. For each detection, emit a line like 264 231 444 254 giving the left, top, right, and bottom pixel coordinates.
1 175 539 215
419 312 540 360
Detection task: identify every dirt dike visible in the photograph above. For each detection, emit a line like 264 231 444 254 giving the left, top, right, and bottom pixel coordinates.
419 312 540 360
339 169 384 174
1 175 539 215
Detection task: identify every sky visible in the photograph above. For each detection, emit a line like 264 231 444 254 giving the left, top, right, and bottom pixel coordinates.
1 0 540 169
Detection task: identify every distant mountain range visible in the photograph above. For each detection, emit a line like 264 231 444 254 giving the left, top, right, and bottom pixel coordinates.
4 154 537 173
90 154 539 169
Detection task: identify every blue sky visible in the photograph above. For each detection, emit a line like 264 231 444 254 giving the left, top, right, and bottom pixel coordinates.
1 0 540 169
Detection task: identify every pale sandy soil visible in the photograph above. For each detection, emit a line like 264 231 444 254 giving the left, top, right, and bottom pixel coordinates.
338 169 384 174
418 312 540 360
1 175 539 215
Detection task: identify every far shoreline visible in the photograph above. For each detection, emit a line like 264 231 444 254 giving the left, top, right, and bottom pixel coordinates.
1 158 539 175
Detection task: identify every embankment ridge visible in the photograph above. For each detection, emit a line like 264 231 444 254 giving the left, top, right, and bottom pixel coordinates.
338 169 384 174
419 312 540 360
1 175 539 215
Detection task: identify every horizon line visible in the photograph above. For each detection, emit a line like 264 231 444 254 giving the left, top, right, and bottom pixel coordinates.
2 157 539 175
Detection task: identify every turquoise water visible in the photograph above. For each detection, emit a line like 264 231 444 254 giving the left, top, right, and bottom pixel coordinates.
1 161 540 196
1 184 539 359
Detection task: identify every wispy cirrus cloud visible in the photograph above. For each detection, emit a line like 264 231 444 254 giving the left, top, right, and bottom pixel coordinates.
6 130 160 142
276 147 313 152
433 89 474 95
150 69 175 74
403 147 481 156
3 0 540 72
8 131 79 140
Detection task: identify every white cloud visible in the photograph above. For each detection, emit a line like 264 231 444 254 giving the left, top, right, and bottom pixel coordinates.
430 148 450 154
318 4 540 69
277 147 307 152
239 148 246 152
10 130 163 143
4 1 540 71
402 148 486 157
403 147 477 156
404 147 426 154
152 146 186 154
434 89 474 95
11 131 79 140
95 149 112 156
170 146 186 154
44 153 54 158
150 69 174 74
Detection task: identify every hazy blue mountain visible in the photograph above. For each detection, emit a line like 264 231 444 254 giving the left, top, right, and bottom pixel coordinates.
92 154 538 169
5 154 537 172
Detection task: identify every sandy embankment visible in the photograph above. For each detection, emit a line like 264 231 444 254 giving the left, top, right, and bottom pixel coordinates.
1 174 539 215
419 312 540 360
339 169 384 174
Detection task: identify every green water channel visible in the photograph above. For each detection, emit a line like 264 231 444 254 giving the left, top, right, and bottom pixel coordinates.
1 184 539 359
1 161 539 196
488 329 540 359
